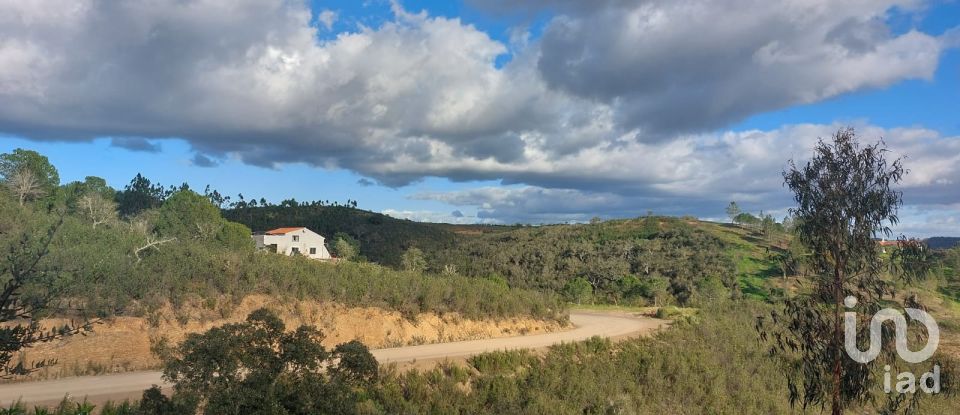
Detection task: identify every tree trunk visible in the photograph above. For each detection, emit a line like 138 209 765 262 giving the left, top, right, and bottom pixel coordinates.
832 253 843 415
782 267 788 297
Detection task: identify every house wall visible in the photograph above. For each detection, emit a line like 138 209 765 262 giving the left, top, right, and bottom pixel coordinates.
254 228 331 260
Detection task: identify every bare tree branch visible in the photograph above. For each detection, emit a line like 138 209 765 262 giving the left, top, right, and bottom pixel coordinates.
134 236 177 263
5 169 44 206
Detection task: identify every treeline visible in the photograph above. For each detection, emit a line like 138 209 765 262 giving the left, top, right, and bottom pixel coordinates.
113 172 359 217
421 217 739 307
0 148 563 324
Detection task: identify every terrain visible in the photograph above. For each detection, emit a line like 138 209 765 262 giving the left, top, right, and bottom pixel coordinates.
226 204 960 363
0 310 667 406
15 295 565 381
2 159 959 413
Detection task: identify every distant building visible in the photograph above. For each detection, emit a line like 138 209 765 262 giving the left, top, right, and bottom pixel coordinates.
253 227 332 260
876 238 897 254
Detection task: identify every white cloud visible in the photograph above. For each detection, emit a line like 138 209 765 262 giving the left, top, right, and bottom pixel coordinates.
0 0 958 231
382 208 496 224
528 0 945 136
411 123 960 234
317 10 338 30
1 1 953 176
896 204 960 237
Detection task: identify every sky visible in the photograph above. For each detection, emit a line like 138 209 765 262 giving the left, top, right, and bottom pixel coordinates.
1 0 959 236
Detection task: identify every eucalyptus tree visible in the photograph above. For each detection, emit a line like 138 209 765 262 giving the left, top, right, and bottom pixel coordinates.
759 128 937 414
726 201 742 224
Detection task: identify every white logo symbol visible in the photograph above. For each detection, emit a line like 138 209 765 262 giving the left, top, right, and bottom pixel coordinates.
843 296 939 364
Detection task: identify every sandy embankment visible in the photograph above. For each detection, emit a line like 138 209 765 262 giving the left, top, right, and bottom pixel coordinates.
16 294 566 381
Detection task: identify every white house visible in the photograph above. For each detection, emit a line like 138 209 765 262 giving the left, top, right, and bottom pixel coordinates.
253 227 332 260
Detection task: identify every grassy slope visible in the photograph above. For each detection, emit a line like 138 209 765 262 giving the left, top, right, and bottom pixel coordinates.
687 221 786 300
693 220 960 360
426 217 789 299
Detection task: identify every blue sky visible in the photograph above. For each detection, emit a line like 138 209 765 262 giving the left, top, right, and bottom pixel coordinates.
1 0 959 234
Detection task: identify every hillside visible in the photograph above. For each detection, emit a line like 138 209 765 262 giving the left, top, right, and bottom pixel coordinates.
225 205 793 306
223 205 458 266
225 204 958 316
927 236 960 250
0 188 564 324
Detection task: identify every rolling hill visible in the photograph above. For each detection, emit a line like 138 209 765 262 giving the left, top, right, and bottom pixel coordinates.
226 205 790 306
223 205 459 266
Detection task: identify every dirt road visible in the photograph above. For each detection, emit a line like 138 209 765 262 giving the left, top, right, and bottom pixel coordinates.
0 310 666 406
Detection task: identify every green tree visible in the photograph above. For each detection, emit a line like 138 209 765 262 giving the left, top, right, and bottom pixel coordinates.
564 277 593 305
725 202 741 224
639 274 672 307
158 308 377 414
0 149 60 193
216 221 253 250
617 274 642 303
760 213 776 236
58 176 117 211
0 209 93 378
333 237 357 261
761 128 927 414
78 176 116 200
733 212 758 227
692 276 728 306
767 242 806 299
156 190 222 240
117 173 167 217
401 247 427 273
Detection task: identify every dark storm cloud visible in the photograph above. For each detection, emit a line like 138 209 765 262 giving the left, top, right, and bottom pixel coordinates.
191 153 218 168
110 137 161 153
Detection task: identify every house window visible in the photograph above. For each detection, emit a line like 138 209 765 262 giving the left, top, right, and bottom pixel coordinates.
291 247 300 255
292 235 300 242
309 247 317 255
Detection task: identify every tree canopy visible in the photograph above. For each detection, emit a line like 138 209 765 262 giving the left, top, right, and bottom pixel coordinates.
154 308 378 414
760 127 934 414
156 190 223 240
0 148 60 192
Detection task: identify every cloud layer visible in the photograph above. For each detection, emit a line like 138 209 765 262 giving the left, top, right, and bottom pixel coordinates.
410 123 960 225
1 0 958 230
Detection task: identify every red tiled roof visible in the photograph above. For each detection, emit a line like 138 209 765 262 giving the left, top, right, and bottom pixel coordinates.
265 227 305 235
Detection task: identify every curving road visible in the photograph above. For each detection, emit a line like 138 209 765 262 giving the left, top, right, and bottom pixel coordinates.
0 310 667 406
